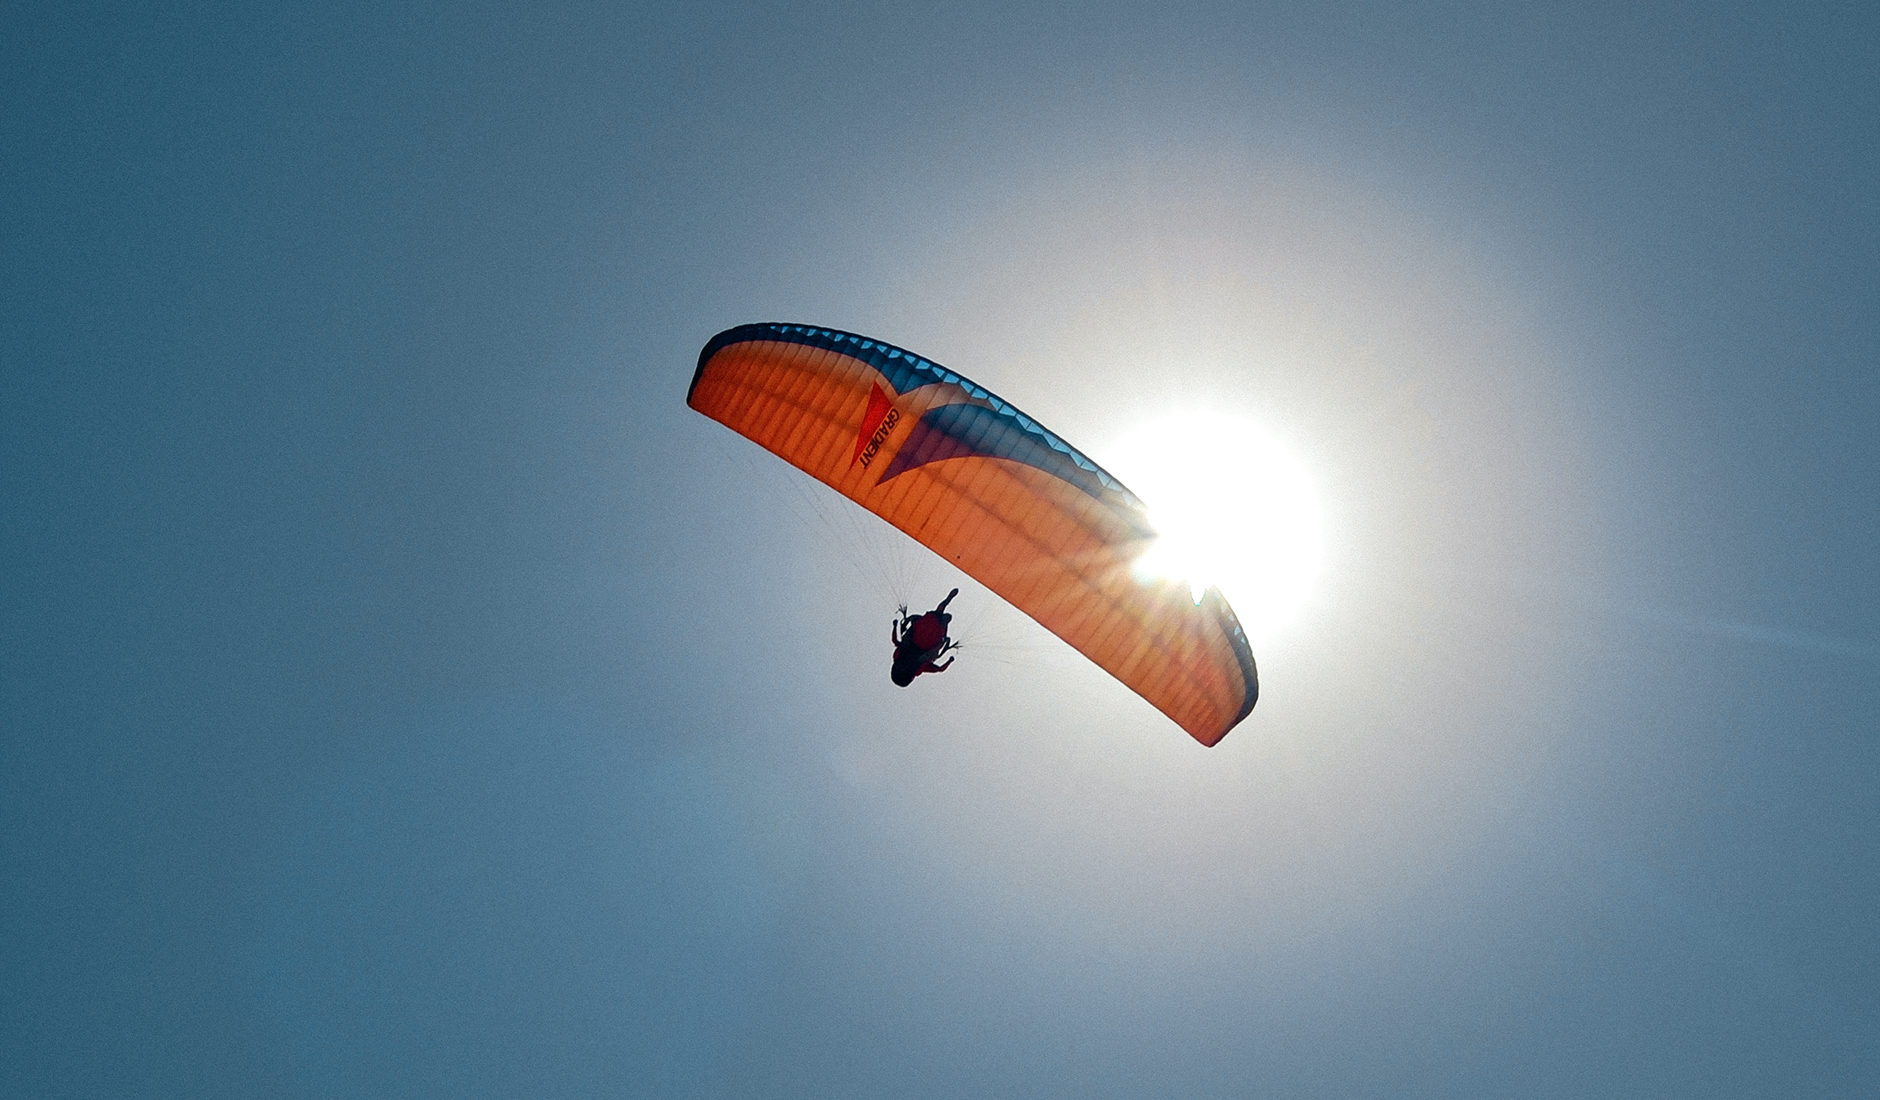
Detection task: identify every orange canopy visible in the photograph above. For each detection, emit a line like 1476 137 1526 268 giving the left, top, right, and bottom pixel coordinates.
688 324 1258 746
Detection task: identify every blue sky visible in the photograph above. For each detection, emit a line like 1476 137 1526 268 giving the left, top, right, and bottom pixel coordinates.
4 2 1876 1097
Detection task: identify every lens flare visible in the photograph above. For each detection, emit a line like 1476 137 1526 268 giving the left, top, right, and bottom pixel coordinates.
1103 412 1324 643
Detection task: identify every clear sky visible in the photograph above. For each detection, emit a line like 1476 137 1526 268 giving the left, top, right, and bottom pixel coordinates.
4 2 1876 1097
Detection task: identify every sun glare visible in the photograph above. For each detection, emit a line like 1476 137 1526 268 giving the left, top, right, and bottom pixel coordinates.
1102 411 1325 644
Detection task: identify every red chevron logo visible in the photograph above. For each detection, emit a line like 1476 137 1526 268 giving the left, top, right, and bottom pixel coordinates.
851 383 898 467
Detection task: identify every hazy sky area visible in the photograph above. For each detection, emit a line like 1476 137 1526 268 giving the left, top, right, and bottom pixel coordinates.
4 2 1877 1096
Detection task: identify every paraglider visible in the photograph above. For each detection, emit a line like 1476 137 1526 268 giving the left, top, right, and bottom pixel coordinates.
891 588 960 686
686 323 1259 746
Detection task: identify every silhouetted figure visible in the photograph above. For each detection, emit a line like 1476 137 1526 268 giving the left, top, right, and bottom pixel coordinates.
891 588 959 686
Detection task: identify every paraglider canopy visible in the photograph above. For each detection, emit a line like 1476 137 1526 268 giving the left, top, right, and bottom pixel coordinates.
688 323 1258 746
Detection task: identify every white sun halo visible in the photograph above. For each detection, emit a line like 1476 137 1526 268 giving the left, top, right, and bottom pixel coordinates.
1102 411 1325 644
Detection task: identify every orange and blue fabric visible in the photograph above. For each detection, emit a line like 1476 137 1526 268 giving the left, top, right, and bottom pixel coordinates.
687 323 1258 746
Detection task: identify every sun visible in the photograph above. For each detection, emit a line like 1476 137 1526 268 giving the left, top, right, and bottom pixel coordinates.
1101 411 1325 644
